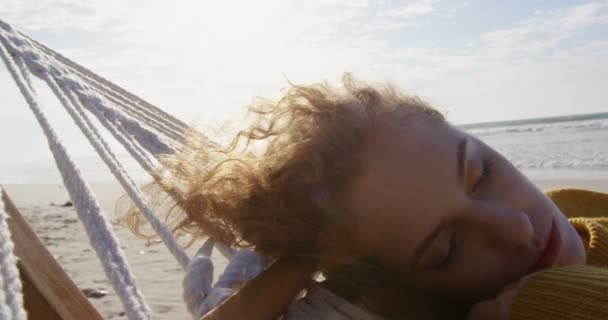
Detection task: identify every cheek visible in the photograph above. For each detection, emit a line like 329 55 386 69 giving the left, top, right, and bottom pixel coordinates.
373 223 420 273
486 155 547 215
418 242 530 301
492 157 533 196
344 209 419 267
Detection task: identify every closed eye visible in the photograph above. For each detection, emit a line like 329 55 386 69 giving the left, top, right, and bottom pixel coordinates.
434 232 456 271
433 158 494 270
472 158 493 195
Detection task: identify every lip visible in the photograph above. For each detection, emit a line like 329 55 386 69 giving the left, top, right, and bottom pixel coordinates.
531 219 563 272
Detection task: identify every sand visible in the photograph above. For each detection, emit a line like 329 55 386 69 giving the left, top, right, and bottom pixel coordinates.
1 179 607 319
2 182 228 319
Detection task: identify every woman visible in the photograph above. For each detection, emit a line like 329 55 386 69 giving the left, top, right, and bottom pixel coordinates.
125 74 608 319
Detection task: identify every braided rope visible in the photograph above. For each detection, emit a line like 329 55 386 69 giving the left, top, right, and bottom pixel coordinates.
1 22 189 270
56 77 161 174
0 189 27 320
183 246 268 319
183 239 215 318
44 73 191 269
19 29 190 136
19 33 188 140
1 24 185 153
10 25 193 269
83 84 187 144
63 73 160 169
1 19 292 320
47 73 178 157
0 35 151 320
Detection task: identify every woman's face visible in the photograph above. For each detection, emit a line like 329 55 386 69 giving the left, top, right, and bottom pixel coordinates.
339 120 586 303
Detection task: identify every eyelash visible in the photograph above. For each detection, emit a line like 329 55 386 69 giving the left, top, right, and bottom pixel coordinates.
435 159 494 271
472 158 494 195
435 233 456 271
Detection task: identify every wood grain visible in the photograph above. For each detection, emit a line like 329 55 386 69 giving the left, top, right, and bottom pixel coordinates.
2 188 103 320
201 257 316 320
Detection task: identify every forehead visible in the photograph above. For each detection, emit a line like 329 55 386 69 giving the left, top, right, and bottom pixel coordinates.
341 121 465 263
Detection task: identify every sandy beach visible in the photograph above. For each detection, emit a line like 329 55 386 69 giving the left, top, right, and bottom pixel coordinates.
2 182 228 319
2 179 607 319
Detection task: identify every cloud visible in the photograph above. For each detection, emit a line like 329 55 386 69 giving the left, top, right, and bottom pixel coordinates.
482 1 608 59
381 0 437 18
2 0 606 126
2 0 608 179
1 0 114 31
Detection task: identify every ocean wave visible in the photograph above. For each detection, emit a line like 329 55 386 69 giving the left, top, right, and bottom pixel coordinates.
509 156 608 169
467 119 608 136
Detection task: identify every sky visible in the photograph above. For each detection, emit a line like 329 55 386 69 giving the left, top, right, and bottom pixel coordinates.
1 0 608 181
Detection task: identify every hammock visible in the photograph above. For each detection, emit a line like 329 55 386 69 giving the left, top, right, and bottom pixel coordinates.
0 19 367 320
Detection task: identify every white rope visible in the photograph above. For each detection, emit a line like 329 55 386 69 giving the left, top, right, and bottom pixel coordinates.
1 19 300 320
8 25 189 268
213 250 267 289
80 92 178 156
42 72 179 156
0 189 27 320
183 245 268 319
1 22 184 155
183 239 215 318
215 242 237 259
0 36 151 320
87 86 187 144
24 34 190 140
2 22 225 318
44 73 191 269
58 78 160 172
2 21 188 269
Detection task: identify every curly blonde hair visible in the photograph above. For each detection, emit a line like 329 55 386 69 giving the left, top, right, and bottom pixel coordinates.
124 74 444 263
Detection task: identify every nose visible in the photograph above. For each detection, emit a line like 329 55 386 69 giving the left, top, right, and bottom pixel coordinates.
468 202 537 251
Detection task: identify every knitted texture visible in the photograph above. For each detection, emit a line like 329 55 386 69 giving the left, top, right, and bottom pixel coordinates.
512 265 608 320
511 189 608 320
571 217 608 267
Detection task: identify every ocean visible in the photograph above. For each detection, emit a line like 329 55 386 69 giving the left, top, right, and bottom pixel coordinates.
463 112 608 180
2 112 607 184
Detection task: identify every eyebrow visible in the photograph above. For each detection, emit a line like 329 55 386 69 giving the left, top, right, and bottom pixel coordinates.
409 136 468 270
